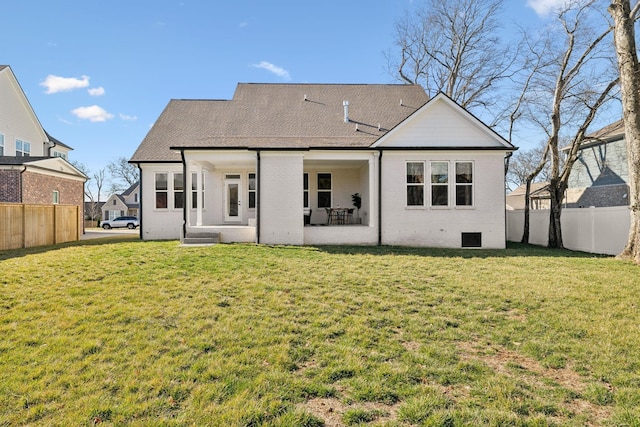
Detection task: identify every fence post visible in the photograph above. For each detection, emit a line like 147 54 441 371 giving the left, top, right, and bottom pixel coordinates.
21 204 26 249
590 206 596 254
53 205 58 245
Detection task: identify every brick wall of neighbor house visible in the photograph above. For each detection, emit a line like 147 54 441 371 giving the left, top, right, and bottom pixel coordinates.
21 171 84 207
0 170 22 202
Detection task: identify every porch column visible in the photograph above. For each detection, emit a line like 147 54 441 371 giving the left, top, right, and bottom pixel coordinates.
369 152 379 229
186 168 192 227
196 166 203 226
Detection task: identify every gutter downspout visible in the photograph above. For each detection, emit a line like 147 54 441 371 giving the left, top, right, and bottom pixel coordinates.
19 166 26 203
180 150 187 241
256 150 261 244
504 152 513 248
136 164 143 240
378 149 383 246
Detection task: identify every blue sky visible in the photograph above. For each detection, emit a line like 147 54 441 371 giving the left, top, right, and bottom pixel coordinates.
2 0 565 180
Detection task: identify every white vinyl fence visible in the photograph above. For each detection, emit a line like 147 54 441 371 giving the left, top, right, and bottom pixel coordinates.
506 206 630 255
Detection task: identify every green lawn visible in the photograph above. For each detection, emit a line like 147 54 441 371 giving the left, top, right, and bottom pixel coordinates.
1 238 639 426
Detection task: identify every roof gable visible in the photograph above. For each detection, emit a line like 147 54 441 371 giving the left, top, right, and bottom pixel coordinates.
0 66 48 145
26 157 86 179
372 93 513 149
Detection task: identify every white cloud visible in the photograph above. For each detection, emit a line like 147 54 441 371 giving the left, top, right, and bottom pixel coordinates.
527 0 571 16
40 74 90 94
119 113 138 121
88 87 105 96
252 61 291 80
71 105 114 122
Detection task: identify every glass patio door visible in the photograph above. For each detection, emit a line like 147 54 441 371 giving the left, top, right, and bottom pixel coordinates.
224 174 242 222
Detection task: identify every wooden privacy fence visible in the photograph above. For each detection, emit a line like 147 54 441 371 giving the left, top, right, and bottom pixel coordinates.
0 203 82 251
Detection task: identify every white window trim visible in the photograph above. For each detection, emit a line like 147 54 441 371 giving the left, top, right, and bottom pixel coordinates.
189 170 205 211
405 161 426 209
317 172 332 209
248 172 257 210
154 172 169 210
430 161 451 209
15 139 30 157
172 172 185 211
454 161 475 209
303 172 309 209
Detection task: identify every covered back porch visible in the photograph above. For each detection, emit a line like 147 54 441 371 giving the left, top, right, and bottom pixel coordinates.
181 149 379 245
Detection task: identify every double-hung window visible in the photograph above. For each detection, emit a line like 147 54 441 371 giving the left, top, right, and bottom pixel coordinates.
303 173 309 208
191 172 202 209
455 162 473 207
248 173 256 209
317 173 332 208
430 161 449 206
406 162 425 206
155 173 168 209
173 173 184 209
0 134 4 156
16 139 30 157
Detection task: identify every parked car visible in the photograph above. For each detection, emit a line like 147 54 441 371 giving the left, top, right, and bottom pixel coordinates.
101 216 139 229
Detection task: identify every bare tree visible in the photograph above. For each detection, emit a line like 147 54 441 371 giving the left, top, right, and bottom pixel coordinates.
107 156 139 194
73 162 106 223
388 0 518 119
507 143 553 190
519 0 619 249
609 0 640 262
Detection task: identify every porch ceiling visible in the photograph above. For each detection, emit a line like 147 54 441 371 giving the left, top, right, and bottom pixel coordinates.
303 159 368 169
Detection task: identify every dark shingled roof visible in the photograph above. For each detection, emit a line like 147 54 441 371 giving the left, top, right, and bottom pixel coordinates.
131 83 430 162
0 156 52 165
586 119 624 143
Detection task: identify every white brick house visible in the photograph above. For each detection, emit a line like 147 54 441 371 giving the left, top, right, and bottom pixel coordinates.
130 83 514 248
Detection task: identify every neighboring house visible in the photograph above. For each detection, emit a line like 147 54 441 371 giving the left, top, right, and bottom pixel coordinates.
564 119 629 207
0 65 86 211
506 182 551 210
130 83 515 248
102 182 140 220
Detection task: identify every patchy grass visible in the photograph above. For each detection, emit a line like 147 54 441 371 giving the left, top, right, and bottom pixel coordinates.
0 239 639 426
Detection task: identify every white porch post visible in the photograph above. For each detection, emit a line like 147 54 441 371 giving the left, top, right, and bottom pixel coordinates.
186 167 192 227
369 152 379 228
196 166 203 226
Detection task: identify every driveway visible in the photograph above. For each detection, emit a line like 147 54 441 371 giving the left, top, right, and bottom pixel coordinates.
81 228 140 240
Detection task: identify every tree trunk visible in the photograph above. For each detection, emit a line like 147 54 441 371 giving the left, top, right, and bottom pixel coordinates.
547 179 564 249
609 0 640 263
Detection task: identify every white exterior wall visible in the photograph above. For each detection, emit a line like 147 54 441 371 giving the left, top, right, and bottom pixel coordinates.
259 152 304 245
0 69 48 157
139 163 184 240
381 151 506 248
